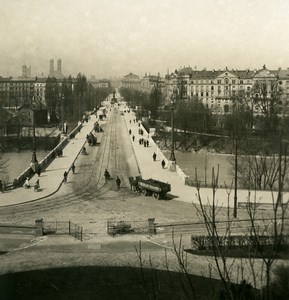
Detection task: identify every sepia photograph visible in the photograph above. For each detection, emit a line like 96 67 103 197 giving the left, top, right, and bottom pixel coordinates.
0 0 289 299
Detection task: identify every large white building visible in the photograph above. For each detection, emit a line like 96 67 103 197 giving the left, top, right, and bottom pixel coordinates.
164 65 289 114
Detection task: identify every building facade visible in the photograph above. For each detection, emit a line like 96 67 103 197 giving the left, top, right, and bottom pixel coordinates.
164 66 289 114
121 73 141 89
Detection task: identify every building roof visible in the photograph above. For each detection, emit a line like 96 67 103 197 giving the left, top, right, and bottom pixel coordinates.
274 69 289 79
166 67 289 81
123 73 140 79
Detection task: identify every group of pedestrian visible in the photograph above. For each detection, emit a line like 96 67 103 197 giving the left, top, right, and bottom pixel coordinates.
63 163 76 184
152 152 166 169
22 177 41 192
104 169 121 190
139 138 149 147
86 133 97 146
128 113 166 170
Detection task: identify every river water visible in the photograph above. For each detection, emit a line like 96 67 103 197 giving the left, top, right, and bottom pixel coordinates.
0 151 49 181
163 150 235 187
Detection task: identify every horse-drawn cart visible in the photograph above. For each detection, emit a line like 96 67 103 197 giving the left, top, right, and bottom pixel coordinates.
129 176 171 200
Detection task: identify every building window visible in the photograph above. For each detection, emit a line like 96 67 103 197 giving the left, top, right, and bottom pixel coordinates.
217 80 221 84
232 80 236 84
225 78 229 84
211 86 214 90
240 80 243 84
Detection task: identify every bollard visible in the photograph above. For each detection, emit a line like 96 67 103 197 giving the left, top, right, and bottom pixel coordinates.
35 218 43 237
148 218 156 235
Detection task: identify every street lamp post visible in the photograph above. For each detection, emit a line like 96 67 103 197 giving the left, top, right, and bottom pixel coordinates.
32 107 36 151
30 106 38 173
169 91 176 171
61 96 65 134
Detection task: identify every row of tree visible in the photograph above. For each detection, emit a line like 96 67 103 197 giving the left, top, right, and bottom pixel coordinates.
45 74 113 123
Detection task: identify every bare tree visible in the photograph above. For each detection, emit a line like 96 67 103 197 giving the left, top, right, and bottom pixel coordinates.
193 166 240 300
245 141 289 300
251 78 283 132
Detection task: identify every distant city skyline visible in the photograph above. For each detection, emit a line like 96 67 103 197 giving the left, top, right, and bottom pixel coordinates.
1 0 289 78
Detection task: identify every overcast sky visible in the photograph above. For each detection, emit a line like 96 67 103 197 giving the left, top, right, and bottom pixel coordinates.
1 0 289 78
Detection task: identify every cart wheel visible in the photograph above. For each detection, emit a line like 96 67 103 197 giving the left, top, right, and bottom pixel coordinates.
153 192 160 200
142 189 148 196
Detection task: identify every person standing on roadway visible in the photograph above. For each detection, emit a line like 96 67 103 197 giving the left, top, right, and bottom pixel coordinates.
63 171 68 183
116 176 121 190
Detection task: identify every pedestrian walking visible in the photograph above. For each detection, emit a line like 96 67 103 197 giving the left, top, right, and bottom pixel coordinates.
146 140 149 147
153 152 157 161
82 147 87 155
161 159 166 169
104 169 110 181
0 180 4 193
129 129 132 135
116 176 121 190
71 163 75 174
34 179 40 192
63 171 68 183
132 135 135 142
23 177 31 188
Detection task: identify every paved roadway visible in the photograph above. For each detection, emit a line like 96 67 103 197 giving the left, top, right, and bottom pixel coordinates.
0 100 284 210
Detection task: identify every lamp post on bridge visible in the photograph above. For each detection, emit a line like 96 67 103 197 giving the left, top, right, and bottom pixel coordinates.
30 105 39 174
169 88 177 171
